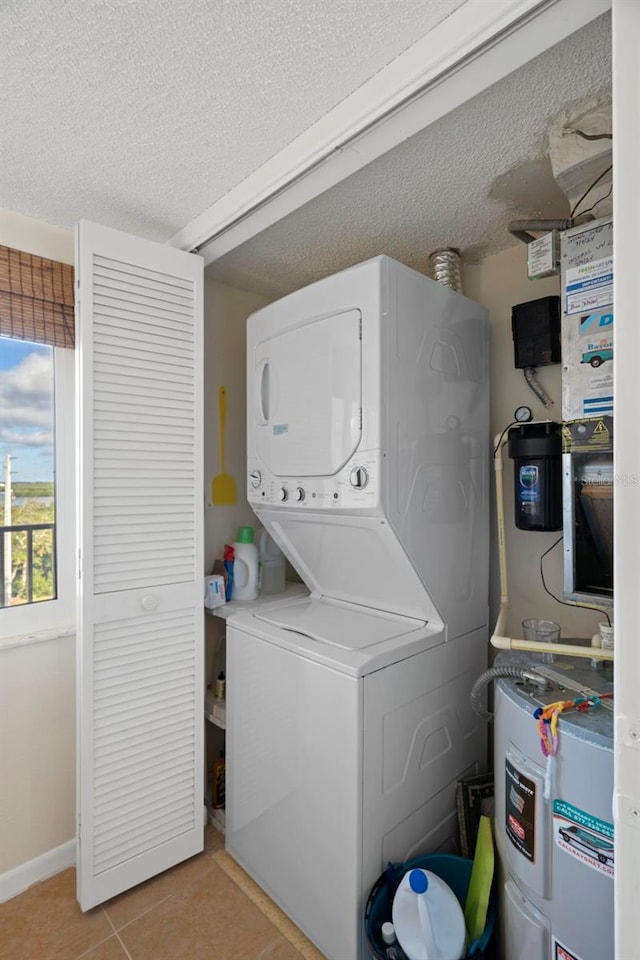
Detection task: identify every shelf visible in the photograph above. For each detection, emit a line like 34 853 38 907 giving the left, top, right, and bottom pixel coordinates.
205 581 309 620
205 691 226 729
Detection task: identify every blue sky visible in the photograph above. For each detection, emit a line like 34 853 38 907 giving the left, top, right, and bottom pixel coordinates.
0 337 54 484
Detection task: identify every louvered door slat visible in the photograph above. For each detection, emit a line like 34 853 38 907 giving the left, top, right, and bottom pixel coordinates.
95 293 193 323
94 505 193 518
94 364 194 389
76 221 203 911
92 755 195 802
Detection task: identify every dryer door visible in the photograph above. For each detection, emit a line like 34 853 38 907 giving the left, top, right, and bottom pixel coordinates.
253 309 362 477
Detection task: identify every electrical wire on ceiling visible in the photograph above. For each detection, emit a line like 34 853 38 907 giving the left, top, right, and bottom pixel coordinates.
509 132 613 245
570 163 613 218
574 184 613 219
570 129 613 141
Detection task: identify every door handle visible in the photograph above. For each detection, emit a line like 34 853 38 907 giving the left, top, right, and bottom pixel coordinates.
257 359 270 423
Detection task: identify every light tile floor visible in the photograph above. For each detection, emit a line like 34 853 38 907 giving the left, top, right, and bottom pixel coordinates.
0 827 327 960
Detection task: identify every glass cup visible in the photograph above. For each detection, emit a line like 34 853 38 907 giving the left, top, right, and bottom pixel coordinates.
597 622 614 651
522 618 561 663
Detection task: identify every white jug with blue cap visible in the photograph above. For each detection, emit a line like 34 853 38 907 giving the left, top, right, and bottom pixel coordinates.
392 867 466 960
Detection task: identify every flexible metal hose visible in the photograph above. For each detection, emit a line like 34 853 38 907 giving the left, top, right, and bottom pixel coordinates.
470 665 548 722
507 219 573 244
523 366 554 408
429 248 462 293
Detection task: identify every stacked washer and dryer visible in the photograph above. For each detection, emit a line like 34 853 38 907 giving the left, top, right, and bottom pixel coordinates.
225 256 490 960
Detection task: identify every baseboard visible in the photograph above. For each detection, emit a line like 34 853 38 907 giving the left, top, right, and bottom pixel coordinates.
0 839 76 903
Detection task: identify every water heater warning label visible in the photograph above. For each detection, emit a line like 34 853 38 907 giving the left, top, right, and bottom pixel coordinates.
554 939 584 960
505 759 536 861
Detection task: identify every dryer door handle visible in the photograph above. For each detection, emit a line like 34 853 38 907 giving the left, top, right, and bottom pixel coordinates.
257 358 270 424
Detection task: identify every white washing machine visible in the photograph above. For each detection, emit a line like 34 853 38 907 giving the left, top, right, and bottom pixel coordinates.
227 256 490 960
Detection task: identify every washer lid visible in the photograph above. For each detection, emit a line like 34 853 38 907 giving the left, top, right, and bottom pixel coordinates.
230 596 444 676
254 595 425 650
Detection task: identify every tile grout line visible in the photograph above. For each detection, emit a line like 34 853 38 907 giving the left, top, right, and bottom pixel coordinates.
104 892 177 935
71 932 118 960
114 930 134 960
100 905 134 960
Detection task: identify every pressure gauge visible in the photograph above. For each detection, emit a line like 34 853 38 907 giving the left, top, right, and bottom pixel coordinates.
514 405 533 423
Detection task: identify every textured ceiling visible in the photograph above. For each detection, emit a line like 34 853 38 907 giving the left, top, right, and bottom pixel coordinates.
208 12 612 298
1 0 465 239
2 3 612 298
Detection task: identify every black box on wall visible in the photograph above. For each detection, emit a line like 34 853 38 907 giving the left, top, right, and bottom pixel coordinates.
512 295 561 368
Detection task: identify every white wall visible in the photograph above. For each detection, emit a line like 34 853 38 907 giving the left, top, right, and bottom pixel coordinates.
0 209 74 264
0 210 268 881
464 244 606 643
0 635 76 874
203 278 269 573
1 210 76 879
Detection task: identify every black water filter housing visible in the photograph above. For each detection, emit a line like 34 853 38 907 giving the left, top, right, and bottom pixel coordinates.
508 421 562 531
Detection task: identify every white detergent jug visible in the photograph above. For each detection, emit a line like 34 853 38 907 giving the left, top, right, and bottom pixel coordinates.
392 868 466 960
232 526 259 600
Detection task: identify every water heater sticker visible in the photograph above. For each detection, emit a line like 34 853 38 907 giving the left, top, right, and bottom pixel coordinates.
272 424 288 436
505 759 536 861
554 939 584 960
553 799 614 878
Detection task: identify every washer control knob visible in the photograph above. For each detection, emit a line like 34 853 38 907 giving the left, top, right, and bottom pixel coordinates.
279 487 288 502
349 466 369 489
249 470 262 488
294 487 305 502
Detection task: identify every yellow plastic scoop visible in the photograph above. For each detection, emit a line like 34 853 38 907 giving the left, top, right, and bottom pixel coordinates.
212 386 237 505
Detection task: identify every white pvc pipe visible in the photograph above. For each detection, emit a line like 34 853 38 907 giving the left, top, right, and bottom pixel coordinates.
491 633 613 661
489 431 613 661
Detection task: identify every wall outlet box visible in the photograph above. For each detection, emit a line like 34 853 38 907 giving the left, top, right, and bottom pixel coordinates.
528 232 559 279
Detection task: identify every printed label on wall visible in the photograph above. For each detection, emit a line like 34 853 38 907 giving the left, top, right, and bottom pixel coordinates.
553 799 614 878
563 309 614 419
561 416 613 454
554 938 584 960
561 220 614 421
505 759 536 862
565 257 613 316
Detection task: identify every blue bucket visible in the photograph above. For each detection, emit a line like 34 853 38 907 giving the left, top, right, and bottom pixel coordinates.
364 853 495 959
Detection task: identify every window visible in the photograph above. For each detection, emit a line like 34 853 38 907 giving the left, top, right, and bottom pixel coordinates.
0 247 75 641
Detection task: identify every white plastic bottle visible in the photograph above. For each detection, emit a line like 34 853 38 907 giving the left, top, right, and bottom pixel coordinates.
392 868 466 960
381 921 403 960
231 526 259 600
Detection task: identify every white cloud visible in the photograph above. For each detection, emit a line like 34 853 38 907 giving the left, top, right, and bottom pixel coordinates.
0 347 54 480
0 427 54 447
0 350 54 432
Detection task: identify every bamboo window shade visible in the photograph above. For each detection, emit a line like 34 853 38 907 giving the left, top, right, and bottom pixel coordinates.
0 245 75 348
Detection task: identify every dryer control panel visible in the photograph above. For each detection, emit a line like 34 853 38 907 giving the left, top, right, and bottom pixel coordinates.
247 450 382 512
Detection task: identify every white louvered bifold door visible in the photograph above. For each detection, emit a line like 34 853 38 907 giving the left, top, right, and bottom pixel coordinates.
75 221 204 910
